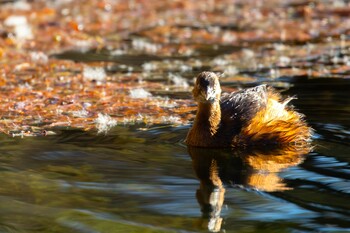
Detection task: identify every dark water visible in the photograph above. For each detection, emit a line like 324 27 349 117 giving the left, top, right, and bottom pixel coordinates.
0 75 349 233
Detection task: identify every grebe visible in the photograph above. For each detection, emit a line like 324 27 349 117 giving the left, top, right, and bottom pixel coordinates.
185 71 312 148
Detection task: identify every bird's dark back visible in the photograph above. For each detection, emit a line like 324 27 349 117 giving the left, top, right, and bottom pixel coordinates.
220 85 268 129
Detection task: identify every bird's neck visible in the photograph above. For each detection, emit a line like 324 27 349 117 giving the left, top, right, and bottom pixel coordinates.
194 101 221 136
186 100 222 147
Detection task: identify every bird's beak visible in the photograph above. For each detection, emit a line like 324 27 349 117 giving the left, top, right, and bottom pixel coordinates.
203 86 216 102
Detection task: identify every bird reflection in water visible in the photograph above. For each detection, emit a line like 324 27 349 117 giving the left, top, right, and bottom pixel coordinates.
188 145 312 232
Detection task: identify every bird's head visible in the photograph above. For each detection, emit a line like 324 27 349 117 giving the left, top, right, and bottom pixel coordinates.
192 72 221 104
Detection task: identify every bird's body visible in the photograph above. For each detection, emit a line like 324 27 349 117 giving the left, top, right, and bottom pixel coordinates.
185 72 312 148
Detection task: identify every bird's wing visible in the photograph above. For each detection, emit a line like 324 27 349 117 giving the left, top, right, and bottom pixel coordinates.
220 85 268 123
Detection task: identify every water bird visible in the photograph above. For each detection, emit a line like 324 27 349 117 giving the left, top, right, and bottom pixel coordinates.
185 71 312 148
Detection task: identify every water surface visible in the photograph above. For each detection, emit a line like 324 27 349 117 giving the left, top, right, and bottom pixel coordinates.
1 1 350 232
0 76 349 232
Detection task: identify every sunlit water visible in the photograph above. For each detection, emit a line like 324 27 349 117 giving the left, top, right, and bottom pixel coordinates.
1 0 350 231
0 75 349 233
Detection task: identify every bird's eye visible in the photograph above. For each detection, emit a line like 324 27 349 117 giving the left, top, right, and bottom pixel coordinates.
199 78 210 87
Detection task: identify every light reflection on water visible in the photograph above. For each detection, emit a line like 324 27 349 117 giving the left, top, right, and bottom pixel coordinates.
0 76 349 232
0 109 349 233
